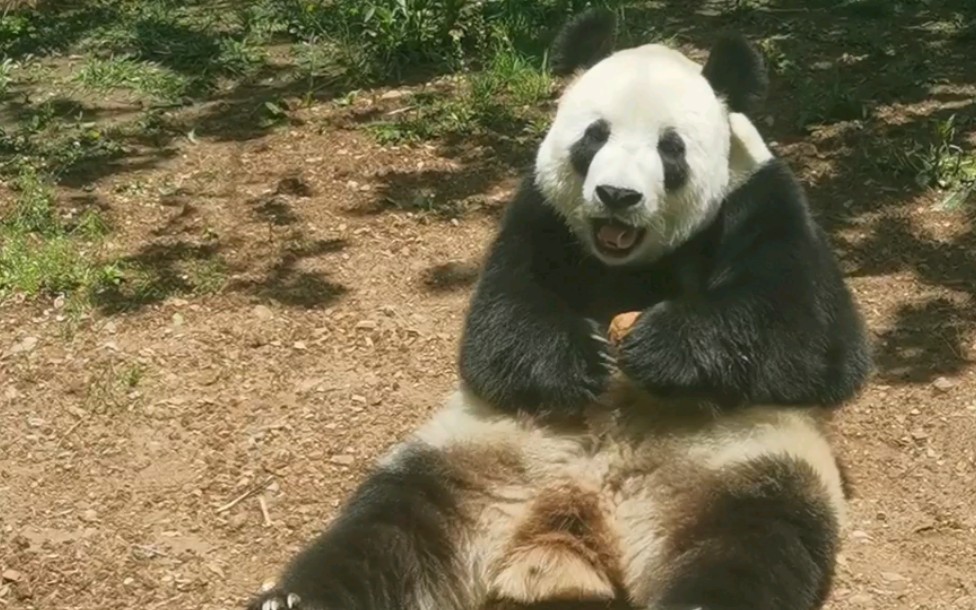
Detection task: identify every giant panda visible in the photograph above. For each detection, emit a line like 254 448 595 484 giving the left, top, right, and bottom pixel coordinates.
246 10 869 610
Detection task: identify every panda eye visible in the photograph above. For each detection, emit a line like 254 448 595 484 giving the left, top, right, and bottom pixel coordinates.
584 119 610 143
657 129 685 157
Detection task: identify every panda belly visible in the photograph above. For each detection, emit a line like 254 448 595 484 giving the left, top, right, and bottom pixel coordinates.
407 388 846 610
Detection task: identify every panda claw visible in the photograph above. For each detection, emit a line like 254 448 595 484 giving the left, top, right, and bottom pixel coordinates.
586 318 610 344
254 589 302 610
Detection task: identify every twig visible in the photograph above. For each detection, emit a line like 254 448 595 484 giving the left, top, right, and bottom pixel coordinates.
258 495 273 527
215 477 274 514
55 419 84 449
151 594 183 609
133 544 170 558
386 105 415 116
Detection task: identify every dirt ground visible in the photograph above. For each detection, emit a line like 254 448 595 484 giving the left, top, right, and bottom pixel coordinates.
2 20 976 610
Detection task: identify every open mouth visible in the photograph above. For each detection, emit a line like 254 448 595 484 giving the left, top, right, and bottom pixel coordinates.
591 218 646 258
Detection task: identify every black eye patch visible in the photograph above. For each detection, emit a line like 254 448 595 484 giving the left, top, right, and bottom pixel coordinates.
569 119 610 177
658 128 689 192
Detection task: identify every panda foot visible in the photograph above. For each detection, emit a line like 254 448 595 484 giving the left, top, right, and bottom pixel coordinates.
247 589 305 610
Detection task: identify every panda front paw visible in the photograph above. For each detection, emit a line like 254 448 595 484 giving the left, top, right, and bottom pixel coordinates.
616 304 700 396
247 589 307 610
529 320 614 418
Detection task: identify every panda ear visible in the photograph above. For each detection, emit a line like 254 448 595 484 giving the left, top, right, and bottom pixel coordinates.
701 34 768 115
549 8 617 76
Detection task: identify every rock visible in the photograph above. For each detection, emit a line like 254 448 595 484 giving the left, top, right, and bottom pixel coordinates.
293 341 307 351
355 320 377 331
228 513 247 530
932 376 956 392
330 454 355 466
380 89 409 100
253 305 273 321
9 336 38 355
1 569 23 582
848 593 874 605
880 571 907 582
80 509 98 523
172 313 184 327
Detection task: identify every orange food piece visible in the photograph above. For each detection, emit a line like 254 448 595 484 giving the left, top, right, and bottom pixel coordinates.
608 311 641 345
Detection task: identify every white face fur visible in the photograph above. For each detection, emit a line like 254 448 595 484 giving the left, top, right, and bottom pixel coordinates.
535 43 768 265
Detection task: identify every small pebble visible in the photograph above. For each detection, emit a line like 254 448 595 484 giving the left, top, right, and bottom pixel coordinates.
330 454 355 466
932 376 956 392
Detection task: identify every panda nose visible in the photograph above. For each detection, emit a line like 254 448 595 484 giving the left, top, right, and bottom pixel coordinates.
595 185 643 210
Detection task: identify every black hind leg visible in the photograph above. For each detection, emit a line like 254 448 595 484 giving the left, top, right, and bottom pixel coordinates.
656 456 841 610
246 444 467 610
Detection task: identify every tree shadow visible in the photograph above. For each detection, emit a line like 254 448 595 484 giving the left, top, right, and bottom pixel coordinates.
344 103 540 221
92 233 351 314
0 1 446 189
247 175 315 228
91 240 229 314
229 238 349 309
874 297 974 383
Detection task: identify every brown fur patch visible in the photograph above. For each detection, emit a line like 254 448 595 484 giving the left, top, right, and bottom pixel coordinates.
834 453 855 500
489 484 625 605
442 443 526 489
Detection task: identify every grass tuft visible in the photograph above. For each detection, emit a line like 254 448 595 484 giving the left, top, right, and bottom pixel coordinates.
1 167 123 308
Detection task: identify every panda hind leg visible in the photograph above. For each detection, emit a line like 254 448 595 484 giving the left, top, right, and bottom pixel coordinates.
245 444 471 610
653 455 841 610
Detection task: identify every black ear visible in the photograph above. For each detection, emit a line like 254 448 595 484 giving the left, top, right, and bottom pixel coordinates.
549 8 617 76
701 34 768 115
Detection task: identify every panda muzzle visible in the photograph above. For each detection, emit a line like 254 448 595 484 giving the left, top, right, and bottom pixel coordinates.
594 219 644 254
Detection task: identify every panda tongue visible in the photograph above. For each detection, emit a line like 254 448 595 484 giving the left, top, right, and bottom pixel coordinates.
598 223 638 250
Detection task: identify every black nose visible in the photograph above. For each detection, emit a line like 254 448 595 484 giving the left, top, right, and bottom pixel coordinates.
595 185 643 210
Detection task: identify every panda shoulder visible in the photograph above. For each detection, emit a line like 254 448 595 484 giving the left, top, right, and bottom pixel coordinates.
496 176 577 243
722 158 820 241
481 174 581 274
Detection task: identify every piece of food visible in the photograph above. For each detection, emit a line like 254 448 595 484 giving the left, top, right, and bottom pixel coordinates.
608 311 641 345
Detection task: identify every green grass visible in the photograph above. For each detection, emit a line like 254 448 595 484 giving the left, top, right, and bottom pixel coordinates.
0 168 124 311
366 47 554 145
75 56 190 100
83 360 148 414
890 115 976 210
0 58 14 96
1 0 607 184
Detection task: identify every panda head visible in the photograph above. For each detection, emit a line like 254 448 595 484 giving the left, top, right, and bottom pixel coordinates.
535 9 770 265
